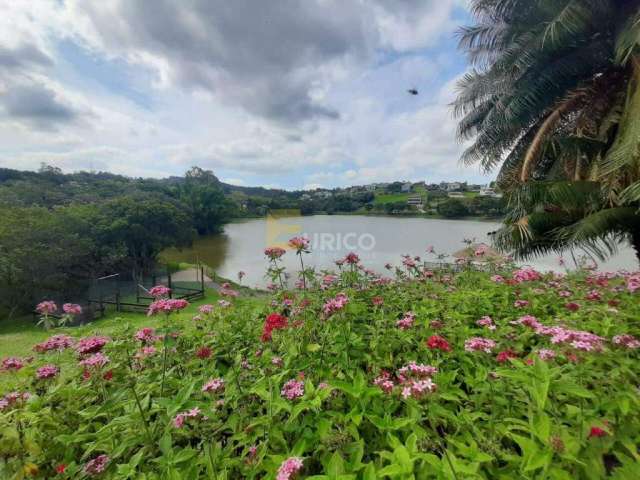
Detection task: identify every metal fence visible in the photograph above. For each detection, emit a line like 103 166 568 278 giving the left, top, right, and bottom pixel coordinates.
87 266 206 313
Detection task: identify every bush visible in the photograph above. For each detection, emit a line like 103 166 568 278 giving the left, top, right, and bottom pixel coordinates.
1 257 640 478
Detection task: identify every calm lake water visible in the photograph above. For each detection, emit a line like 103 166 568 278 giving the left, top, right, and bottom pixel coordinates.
162 215 637 288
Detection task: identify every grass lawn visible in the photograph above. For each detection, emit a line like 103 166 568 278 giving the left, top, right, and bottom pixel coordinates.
0 289 263 359
373 192 410 204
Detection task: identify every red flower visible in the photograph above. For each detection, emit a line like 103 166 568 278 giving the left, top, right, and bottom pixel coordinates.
426 335 451 352
196 346 212 359
496 349 518 363
56 464 66 474
103 370 113 381
261 313 288 342
588 426 607 439
564 302 580 311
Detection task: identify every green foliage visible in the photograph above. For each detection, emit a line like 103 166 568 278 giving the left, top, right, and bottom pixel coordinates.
2 267 639 478
455 0 640 262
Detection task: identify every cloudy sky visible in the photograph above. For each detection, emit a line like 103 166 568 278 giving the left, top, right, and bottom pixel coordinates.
0 0 489 190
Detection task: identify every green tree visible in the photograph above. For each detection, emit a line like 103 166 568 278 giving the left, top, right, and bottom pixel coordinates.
437 198 469 218
455 0 640 262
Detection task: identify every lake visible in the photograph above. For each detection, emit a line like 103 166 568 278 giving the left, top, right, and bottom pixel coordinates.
162 215 637 288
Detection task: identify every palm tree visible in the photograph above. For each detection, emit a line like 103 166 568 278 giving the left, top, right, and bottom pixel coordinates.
454 0 640 263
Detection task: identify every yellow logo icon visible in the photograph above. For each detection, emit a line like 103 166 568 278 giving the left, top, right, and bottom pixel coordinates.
265 209 302 250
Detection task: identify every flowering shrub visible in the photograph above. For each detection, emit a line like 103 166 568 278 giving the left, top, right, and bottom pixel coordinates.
1 258 640 478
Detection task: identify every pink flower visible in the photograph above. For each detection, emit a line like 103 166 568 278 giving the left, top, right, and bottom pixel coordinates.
62 303 82 315
322 293 349 317
218 300 231 308
401 378 436 399
514 299 529 308
147 298 189 316
585 289 602 301
2 357 24 372
0 391 31 411
76 336 109 355
202 378 225 394
373 371 395 393
83 455 109 476
476 316 496 330
343 252 360 265
612 334 640 349
512 267 541 283
514 314 541 329
397 362 438 381
490 275 504 283
173 407 203 428
33 334 74 353
196 346 212 359
537 349 556 360
558 290 572 298
79 352 110 369
36 364 59 379
288 236 310 252
265 246 286 260
396 311 415 330
36 300 57 315
135 346 158 359
281 379 304 400
626 273 640 292
134 327 157 343
277 457 304 480
199 304 214 314
464 337 496 353
271 356 283 367
149 285 171 298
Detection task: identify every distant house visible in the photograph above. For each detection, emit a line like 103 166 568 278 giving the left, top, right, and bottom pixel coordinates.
479 187 503 198
401 182 412 192
446 182 462 192
365 184 377 191
300 193 312 201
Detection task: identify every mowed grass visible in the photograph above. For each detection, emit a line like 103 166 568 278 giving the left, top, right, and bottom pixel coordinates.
0 289 263 359
373 192 410 204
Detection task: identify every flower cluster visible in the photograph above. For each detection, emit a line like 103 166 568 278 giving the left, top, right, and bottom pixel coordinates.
199 304 214 314
281 379 305 400
512 267 541 283
62 303 82 315
202 378 225 394
33 334 74 353
374 363 438 399
76 336 110 355
426 335 451 352
149 285 171 298
147 298 189 316
322 293 349 317
264 246 286 260
514 299 529 308
396 311 415 330
288 236 310 252
476 315 496 330
35 300 57 315
612 334 640 349
626 273 640 293
496 349 518 363
464 337 497 353
343 252 360 265
173 407 204 428
2 357 24 372
220 283 239 297
261 313 288 342
84 455 110 476
0 391 31 411
135 327 158 343
36 364 59 379
79 352 110 369
537 349 557 360
277 457 304 480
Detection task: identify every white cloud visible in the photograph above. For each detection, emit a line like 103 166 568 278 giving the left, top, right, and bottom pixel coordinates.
0 0 486 187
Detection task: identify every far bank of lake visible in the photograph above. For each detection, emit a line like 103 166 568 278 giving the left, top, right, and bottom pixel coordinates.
162 215 637 288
